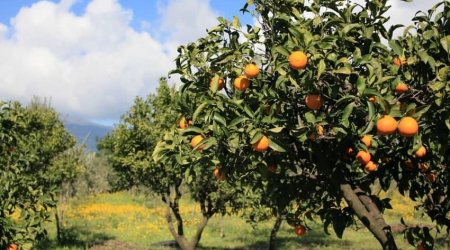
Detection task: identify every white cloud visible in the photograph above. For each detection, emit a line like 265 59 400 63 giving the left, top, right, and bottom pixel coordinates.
0 0 173 120
385 0 442 36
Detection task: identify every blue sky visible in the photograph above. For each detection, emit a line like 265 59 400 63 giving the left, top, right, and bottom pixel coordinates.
0 1 252 32
0 0 441 126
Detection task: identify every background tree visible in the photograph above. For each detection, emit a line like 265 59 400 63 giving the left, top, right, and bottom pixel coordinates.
0 98 76 249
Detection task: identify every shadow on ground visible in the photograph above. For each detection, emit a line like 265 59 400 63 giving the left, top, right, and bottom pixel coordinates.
33 226 114 249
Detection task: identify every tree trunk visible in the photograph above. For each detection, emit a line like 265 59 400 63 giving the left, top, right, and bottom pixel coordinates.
55 193 65 242
340 183 398 250
269 213 283 250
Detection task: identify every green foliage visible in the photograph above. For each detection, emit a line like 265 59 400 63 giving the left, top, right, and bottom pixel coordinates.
0 99 76 247
98 78 179 190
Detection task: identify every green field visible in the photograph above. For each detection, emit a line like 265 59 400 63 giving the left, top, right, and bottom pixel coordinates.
33 192 449 250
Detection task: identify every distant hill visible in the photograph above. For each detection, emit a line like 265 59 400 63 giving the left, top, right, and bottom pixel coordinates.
65 122 112 151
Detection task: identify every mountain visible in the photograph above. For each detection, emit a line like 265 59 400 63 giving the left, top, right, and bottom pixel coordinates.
65 122 112 151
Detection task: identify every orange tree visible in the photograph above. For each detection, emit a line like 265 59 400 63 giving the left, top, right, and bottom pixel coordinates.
168 0 449 249
0 100 76 249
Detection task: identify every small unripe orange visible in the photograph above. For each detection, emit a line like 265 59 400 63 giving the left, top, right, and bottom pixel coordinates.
253 135 270 152
364 161 378 172
244 63 260 78
398 117 419 137
191 135 205 150
415 146 427 158
356 151 371 165
361 135 372 148
395 83 409 94
234 76 250 91
289 51 308 70
294 225 306 236
377 115 397 135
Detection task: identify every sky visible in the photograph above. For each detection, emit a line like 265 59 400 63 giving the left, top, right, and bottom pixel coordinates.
0 0 442 126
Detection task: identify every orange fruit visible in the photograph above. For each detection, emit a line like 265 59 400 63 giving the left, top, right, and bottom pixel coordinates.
179 116 191 129
404 159 414 170
398 117 419 137
415 146 427 158
294 225 306 236
210 78 225 90
361 135 372 148
393 56 406 66
234 76 250 91
416 243 425 250
419 163 429 173
268 164 277 173
244 63 259 78
253 135 270 152
426 172 436 183
305 94 323 110
316 125 324 136
376 115 397 135
395 83 409 94
368 96 376 103
7 244 18 250
289 51 308 70
356 151 371 165
191 135 205 150
345 147 354 156
364 161 378 172
214 168 225 181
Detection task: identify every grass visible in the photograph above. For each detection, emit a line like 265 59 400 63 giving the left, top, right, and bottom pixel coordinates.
33 191 449 250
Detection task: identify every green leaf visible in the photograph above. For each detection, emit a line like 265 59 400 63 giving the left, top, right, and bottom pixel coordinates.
334 67 351 75
250 131 263 144
359 102 376 135
440 35 450 53
213 112 227 126
193 101 209 123
317 59 326 79
412 105 430 120
229 117 248 127
357 77 366 96
305 112 316 124
269 127 284 133
181 126 204 135
268 137 287 152
388 40 403 56
275 46 290 57
341 103 354 128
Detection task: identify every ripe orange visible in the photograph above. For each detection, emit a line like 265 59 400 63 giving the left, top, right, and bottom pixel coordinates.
416 242 425 250
316 125 324 136
268 164 277 173
234 76 250 91
305 94 323 110
395 83 409 94
393 56 406 66
426 172 436 183
7 244 18 250
191 135 205 150
361 135 372 148
210 78 225 90
294 225 306 236
356 151 371 165
415 146 427 158
253 135 270 152
214 168 225 181
376 115 397 135
398 117 418 137
368 96 376 103
289 51 308 70
179 116 191 129
419 163 429 173
244 63 260 78
364 161 378 172
345 147 354 156
404 159 414 170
